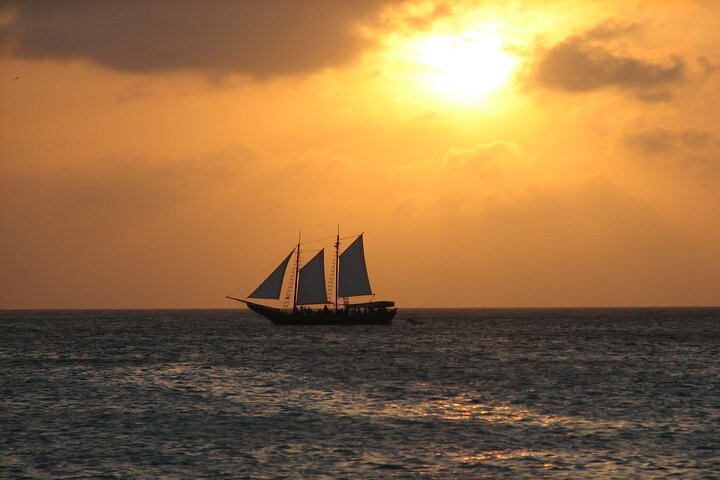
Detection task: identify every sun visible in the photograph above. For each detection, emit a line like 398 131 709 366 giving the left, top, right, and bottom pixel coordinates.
413 30 518 103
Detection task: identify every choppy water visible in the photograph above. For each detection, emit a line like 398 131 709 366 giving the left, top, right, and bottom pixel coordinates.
1 308 719 479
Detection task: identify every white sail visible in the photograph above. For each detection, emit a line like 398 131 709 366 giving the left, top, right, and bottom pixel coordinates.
248 250 294 299
338 234 373 297
297 249 328 305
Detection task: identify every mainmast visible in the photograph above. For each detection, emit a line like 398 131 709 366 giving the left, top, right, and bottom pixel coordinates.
334 225 340 312
292 231 301 311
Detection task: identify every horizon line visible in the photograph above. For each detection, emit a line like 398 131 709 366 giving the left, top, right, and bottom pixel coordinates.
1 305 719 312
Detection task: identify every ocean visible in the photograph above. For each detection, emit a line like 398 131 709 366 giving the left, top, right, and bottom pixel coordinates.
1 308 719 479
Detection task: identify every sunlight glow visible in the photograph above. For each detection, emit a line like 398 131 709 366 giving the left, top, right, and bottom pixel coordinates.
414 31 517 103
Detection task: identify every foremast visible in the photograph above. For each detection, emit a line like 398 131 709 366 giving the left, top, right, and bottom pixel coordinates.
334 225 340 312
292 231 301 311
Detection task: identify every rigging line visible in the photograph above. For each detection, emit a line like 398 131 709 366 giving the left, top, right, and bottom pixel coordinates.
299 235 337 246
298 233 362 246
226 246 295 297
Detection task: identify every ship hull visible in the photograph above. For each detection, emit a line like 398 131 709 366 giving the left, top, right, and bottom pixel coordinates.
246 301 396 325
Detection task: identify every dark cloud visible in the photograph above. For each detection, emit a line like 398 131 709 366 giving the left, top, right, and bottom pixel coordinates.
535 21 685 101
697 55 719 75
623 128 677 154
623 128 720 180
623 128 715 155
0 0 400 77
633 90 673 103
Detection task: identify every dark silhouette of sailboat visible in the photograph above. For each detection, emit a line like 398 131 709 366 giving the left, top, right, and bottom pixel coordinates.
227 230 397 325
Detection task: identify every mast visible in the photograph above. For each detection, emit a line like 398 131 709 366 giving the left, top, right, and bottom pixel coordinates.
334 225 340 312
292 231 301 311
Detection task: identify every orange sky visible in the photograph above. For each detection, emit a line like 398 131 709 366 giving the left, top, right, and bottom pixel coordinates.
1 0 719 308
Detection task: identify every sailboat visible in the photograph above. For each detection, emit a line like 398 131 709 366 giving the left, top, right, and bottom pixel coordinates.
227 230 397 325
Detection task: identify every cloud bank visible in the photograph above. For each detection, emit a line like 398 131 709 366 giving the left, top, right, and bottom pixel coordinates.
535 21 685 101
0 0 399 77
623 128 715 155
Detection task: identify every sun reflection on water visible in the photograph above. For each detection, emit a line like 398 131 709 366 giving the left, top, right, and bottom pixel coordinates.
114 364 572 429
381 394 561 425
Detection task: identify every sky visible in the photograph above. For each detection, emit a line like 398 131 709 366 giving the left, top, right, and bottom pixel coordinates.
1 0 718 308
